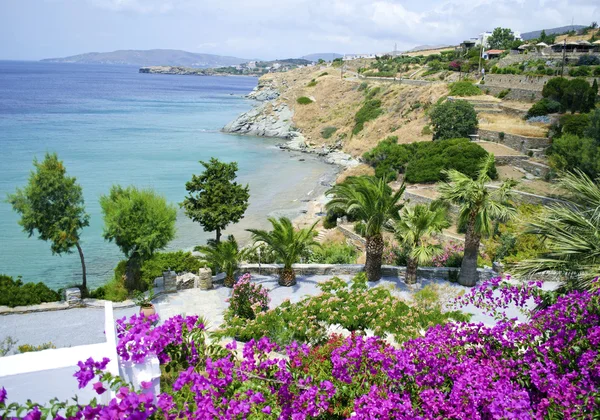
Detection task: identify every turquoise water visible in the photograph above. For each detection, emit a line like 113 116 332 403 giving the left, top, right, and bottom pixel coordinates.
0 61 335 289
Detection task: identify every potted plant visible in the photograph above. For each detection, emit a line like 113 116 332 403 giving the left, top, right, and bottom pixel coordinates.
134 288 156 317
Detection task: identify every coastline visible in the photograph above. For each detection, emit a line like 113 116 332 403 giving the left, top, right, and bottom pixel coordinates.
221 77 359 230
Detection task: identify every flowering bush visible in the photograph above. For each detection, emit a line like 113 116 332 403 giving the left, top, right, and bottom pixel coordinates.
2 276 600 419
225 273 270 320
431 241 464 267
218 273 468 346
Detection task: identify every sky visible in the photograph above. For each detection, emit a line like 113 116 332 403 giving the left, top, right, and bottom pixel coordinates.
1 0 599 61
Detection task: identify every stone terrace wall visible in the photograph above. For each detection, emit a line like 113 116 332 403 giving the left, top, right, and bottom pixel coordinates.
238 263 497 282
481 74 600 101
481 86 541 102
477 129 551 154
358 75 435 86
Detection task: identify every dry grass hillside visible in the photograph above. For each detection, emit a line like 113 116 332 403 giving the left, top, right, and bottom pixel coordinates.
261 65 449 157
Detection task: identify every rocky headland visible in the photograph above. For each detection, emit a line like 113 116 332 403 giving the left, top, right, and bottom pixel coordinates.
223 79 360 168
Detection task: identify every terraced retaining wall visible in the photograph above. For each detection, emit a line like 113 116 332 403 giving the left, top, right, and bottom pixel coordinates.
238 263 497 282
477 129 551 154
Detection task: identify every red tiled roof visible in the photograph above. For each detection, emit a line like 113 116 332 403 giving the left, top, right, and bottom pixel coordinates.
486 49 505 54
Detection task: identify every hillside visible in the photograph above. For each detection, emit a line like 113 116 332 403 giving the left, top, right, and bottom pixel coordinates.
521 25 586 40
300 53 343 62
41 49 253 68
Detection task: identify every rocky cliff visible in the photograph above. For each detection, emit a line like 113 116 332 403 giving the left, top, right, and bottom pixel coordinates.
223 78 360 168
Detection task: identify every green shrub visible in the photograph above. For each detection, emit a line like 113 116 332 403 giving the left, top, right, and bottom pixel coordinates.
429 100 478 140
18 342 56 353
352 99 383 134
321 126 338 139
541 77 596 114
560 114 591 137
323 207 345 229
526 98 561 118
307 242 357 264
307 79 318 87
140 251 202 287
364 138 496 183
0 274 60 308
225 274 269 321
594 67 600 76
497 89 511 99
421 125 432 135
357 82 368 91
243 243 279 264
548 133 599 179
218 274 468 347
318 72 328 77
365 86 381 100
89 277 129 302
354 221 366 237
297 96 313 105
569 66 591 77
448 81 482 97
363 71 396 77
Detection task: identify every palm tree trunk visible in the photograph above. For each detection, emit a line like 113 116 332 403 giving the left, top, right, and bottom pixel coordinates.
459 216 481 287
279 267 296 287
406 257 418 285
224 275 235 288
75 242 87 292
365 234 384 282
216 227 221 244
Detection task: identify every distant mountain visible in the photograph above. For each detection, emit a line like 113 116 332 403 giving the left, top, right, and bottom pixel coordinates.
41 49 254 68
405 44 451 53
521 25 586 40
300 53 343 62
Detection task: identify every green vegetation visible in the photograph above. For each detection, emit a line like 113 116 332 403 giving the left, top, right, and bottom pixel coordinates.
352 99 383 134
482 204 548 266
497 89 511 99
429 100 478 140
318 72 328 77
364 137 496 183
448 81 482 97
196 236 247 287
0 274 60 308
320 126 338 139
18 342 56 353
388 203 450 284
307 79 318 87
218 274 468 346
6 153 90 291
326 176 404 281
531 77 597 116
516 171 600 293
307 241 358 264
181 158 249 244
559 114 591 137
296 96 313 105
548 134 599 179
100 185 177 291
439 155 516 286
357 82 368 91
526 98 561 118
247 218 319 287
487 27 516 50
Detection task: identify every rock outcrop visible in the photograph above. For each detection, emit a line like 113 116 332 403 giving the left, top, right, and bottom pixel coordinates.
223 77 359 168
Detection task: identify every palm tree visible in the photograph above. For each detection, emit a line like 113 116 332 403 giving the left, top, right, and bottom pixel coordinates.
196 235 247 287
515 170 600 292
326 176 405 282
388 203 450 284
438 154 516 286
247 217 319 287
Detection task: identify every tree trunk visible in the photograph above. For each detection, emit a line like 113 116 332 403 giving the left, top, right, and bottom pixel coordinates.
224 274 235 288
279 267 296 287
365 234 384 282
125 255 142 291
406 257 418 285
75 242 87 292
459 215 481 287
216 227 221 244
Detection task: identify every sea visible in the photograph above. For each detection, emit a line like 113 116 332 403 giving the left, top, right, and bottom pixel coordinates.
0 61 335 289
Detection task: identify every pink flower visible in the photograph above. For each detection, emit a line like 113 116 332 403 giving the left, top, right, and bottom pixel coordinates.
92 381 106 395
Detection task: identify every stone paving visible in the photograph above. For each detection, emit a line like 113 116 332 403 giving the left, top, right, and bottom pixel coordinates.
0 274 557 353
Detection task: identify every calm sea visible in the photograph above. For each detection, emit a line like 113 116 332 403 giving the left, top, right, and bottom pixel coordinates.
0 61 335 289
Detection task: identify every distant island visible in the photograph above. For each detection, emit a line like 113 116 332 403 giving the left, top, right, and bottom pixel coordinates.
140 58 315 77
41 49 254 68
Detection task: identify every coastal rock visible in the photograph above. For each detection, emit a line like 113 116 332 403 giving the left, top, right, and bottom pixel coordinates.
223 102 293 138
247 81 280 101
176 272 198 290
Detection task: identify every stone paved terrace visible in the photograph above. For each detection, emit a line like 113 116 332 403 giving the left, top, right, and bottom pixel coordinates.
0 274 558 353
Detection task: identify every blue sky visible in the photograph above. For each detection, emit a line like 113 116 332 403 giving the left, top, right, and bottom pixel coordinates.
1 0 599 60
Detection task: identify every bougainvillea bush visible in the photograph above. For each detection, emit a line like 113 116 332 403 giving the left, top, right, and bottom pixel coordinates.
2 276 599 419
